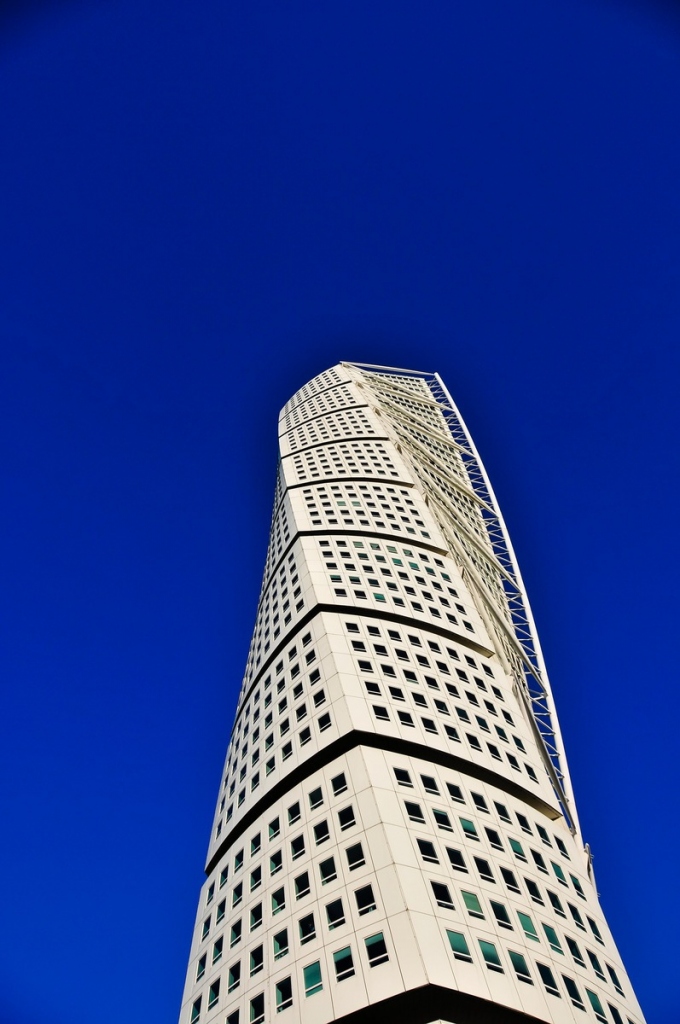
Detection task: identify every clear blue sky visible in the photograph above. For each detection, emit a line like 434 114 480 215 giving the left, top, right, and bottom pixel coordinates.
0 2 677 1022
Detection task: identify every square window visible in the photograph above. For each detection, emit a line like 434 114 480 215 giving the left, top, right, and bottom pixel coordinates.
333 945 355 981
303 960 323 996
273 928 289 960
479 939 503 973
331 772 348 795
446 930 472 962
405 801 425 823
365 931 389 967
462 891 484 919
417 838 438 863
250 945 264 976
431 881 454 909
314 820 330 845
319 857 337 884
272 888 286 914
346 843 365 870
295 872 310 899
355 884 376 915
275 976 293 1012
509 950 533 984
228 962 241 992
326 898 345 929
338 805 356 830
299 913 316 944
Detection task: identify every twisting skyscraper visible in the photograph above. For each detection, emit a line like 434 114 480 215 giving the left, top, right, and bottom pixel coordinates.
179 363 645 1024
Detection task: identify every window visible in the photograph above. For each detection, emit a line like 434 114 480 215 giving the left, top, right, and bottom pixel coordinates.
562 975 585 1009
490 901 512 929
271 887 286 914
421 774 439 794
587 949 605 980
331 773 348 795
471 793 488 813
303 961 323 996
250 993 265 1024
196 954 206 980
276 976 293 1013
447 847 467 872
431 881 454 909
346 842 365 870
228 962 241 992
537 962 561 997
273 928 289 959
319 857 337 884
500 866 520 892
230 920 242 946
250 903 263 930
269 817 280 839
517 911 539 941
586 989 607 1023
417 839 438 863
250 945 264 976
338 806 356 830
494 802 511 823
190 997 201 1023
525 878 543 904
460 818 479 841
569 903 586 930
607 963 624 995
201 916 211 940
299 913 316 944
295 872 310 899
462 891 484 919
212 937 223 964
548 890 565 917
270 850 283 875
532 850 548 873
566 936 585 967
365 931 389 967
571 874 586 898
447 783 464 803
394 767 412 787
587 916 605 944
355 884 376 915
552 861 568 885
314 820 330 845
405 801 425 823
607 1005 625 1024
509 950 532 984
288 802 301 825
326 898 345 929
543 923 563 954
485 827 503 850
479 940 503 973
433 809 453 831
446 930 472 962
226 1012 239 1024
510 838 526 861
333 945 355 981
250 867 262 891
290 835 305 860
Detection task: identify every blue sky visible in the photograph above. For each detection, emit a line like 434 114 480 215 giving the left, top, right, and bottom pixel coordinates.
0 1 678 1021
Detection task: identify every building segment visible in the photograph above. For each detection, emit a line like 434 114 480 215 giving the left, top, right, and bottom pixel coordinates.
179 363 645 1024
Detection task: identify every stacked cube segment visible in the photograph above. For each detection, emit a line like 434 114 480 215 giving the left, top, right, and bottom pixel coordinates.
179 363 645 1024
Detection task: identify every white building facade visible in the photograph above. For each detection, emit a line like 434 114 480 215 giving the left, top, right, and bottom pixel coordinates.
178 363 645 1024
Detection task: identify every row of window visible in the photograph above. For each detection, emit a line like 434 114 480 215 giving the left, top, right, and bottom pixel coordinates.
399 794 590 909
426 877 618 989
191 929 390 1023
392 766 562 850
444 931 632 1024
216 709 335 836
198 884 379 986
305 483 429 538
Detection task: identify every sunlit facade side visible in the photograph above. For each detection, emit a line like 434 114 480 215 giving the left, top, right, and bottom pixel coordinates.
178 362 645 1024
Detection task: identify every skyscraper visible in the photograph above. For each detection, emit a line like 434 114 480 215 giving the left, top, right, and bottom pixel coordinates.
179 363 645 1024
